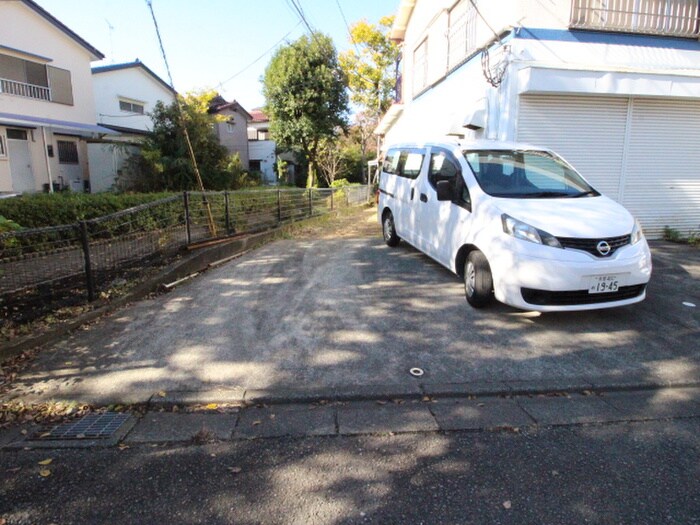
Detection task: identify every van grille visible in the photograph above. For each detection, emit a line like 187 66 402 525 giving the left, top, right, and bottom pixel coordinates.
521 284 646 306
556 235 631 257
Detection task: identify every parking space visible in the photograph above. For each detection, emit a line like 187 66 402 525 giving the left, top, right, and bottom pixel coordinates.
3 232 698 406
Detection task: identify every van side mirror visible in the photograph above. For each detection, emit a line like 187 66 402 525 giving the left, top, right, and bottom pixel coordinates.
436 180 454 201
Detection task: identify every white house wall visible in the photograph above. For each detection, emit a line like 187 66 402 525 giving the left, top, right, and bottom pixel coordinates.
249 140 276 184
93 69 175 131
0 1 97 124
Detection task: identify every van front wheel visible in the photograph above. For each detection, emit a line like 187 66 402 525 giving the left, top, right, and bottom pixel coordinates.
464 251 493 308
382 212 400 247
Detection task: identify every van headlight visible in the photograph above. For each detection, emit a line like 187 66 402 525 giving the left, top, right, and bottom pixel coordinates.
501 214 562 248
630 218 645 245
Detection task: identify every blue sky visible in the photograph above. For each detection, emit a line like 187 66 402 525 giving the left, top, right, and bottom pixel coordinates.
35 0 399 111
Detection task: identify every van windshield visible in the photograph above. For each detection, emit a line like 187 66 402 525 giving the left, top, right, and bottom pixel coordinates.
462 149 599 198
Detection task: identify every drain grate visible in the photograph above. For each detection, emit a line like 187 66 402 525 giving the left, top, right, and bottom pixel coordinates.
33 412 132 441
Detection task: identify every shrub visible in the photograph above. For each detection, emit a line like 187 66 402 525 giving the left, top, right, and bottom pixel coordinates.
0 192 175 228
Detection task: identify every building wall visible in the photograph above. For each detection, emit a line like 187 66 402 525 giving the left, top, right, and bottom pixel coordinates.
249 140 276 184
0 1 97 124
93 68 175 131
215 108 249 168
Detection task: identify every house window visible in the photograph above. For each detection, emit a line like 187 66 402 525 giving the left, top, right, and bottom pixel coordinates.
249 160 262 172
226 122 235 133
0 53 50 101
57 141 79 164
119 99 145 114
413 38 429 95
0 134 6 158
6 129 28 140
448 0 480 71
570 0 699 38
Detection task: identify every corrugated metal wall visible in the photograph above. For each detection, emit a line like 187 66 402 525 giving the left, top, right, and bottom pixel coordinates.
517 94 700 238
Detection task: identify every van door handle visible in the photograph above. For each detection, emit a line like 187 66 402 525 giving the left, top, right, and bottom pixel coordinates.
420 193 428 203
410 188 415 200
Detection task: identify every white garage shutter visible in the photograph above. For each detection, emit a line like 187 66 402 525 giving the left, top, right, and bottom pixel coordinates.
517 95 700 238
517 95 629 198
623 99 700 237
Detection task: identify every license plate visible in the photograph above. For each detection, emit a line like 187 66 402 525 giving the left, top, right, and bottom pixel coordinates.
589 275 620 294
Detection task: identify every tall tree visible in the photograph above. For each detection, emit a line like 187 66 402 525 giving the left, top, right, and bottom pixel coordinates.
339 16 400 180
339 16 400 118
263 33 349 187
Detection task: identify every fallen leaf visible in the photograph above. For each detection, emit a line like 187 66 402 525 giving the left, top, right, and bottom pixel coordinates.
269 414 276 419
477 403 485 407
503 500 512 509
39 469 51 478
376 400 387 405
422 396 431 402
76 433 86 439
118 444 130 451
20 429 27 435
252 420 262 426
157 391 167 398
228 466 242 474
552 470 559 476
6 467 21 473
205 403 218 410
39 432 52 438
38 459 53 466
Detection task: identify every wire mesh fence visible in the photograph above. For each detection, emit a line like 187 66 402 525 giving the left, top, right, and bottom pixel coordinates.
1 186 370 306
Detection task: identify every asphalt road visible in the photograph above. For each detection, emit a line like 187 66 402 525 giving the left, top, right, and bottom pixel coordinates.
3 215 699 405
1 418 699 525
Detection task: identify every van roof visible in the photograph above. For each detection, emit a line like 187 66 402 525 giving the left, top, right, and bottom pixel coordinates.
385 139 548 152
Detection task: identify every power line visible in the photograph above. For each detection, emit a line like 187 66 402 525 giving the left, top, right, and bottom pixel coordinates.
216 21 302 89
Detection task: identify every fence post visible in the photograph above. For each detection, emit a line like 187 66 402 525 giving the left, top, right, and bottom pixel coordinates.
79 221 96 302
277 189 282 224
224 191 231 235
330 188 334 211
308 188 313 217
183 191 192 244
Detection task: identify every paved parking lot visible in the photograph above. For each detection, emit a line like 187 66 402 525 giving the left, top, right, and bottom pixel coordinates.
3 225 698 405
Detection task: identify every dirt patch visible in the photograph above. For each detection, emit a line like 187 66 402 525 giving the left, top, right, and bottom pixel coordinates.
290 204 380 240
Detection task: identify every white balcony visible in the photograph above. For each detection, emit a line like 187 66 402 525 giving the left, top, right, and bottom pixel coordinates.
570 0 699 38
0 77 51 101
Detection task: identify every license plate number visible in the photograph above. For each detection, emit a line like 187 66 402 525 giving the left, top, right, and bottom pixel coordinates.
589 275 620 294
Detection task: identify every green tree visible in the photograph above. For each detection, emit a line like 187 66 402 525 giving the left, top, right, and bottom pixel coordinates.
339 17 399 181
339 16 399 118
263 33 349 188
122 90 241 192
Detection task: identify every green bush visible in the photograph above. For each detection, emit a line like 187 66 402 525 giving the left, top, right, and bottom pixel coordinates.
0 192 175 228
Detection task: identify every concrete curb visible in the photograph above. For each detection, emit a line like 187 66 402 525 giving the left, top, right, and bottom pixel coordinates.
147 378 700 409
0 226 291 362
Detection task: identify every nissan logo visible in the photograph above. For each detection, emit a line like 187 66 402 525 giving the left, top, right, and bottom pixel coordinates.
596 240 612 256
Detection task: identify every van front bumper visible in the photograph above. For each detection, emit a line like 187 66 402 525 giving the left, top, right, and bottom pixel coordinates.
491 240 652 312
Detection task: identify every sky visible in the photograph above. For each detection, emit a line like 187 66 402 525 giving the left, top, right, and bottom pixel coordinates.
34 0 399 111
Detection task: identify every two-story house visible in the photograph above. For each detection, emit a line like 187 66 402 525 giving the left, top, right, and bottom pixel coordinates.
209 95 252 170
378 0 700 237
0 0 112 194
247 108 278 184
89 60 177 192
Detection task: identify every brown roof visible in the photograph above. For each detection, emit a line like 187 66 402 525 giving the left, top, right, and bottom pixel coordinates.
249 108 269 123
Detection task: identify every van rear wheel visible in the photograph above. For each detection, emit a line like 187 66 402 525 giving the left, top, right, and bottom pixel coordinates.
382 211 400 247
464 250 493 308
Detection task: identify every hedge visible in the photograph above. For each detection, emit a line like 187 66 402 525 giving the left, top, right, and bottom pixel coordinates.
0 192 176 229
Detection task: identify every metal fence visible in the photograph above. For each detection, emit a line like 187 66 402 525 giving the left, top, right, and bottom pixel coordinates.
0 186 371 303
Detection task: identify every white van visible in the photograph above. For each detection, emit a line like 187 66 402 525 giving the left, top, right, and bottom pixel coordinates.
377 140 652 312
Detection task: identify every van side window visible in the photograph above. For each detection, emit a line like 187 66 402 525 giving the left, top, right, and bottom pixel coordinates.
382 150 401 175
428 152 460 189
400 151 424 179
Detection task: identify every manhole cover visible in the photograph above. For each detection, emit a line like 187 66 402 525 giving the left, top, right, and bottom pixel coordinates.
33 412 131 441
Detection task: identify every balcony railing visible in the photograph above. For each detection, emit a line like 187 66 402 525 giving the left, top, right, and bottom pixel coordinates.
0 78 51 101
570 0 700 38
